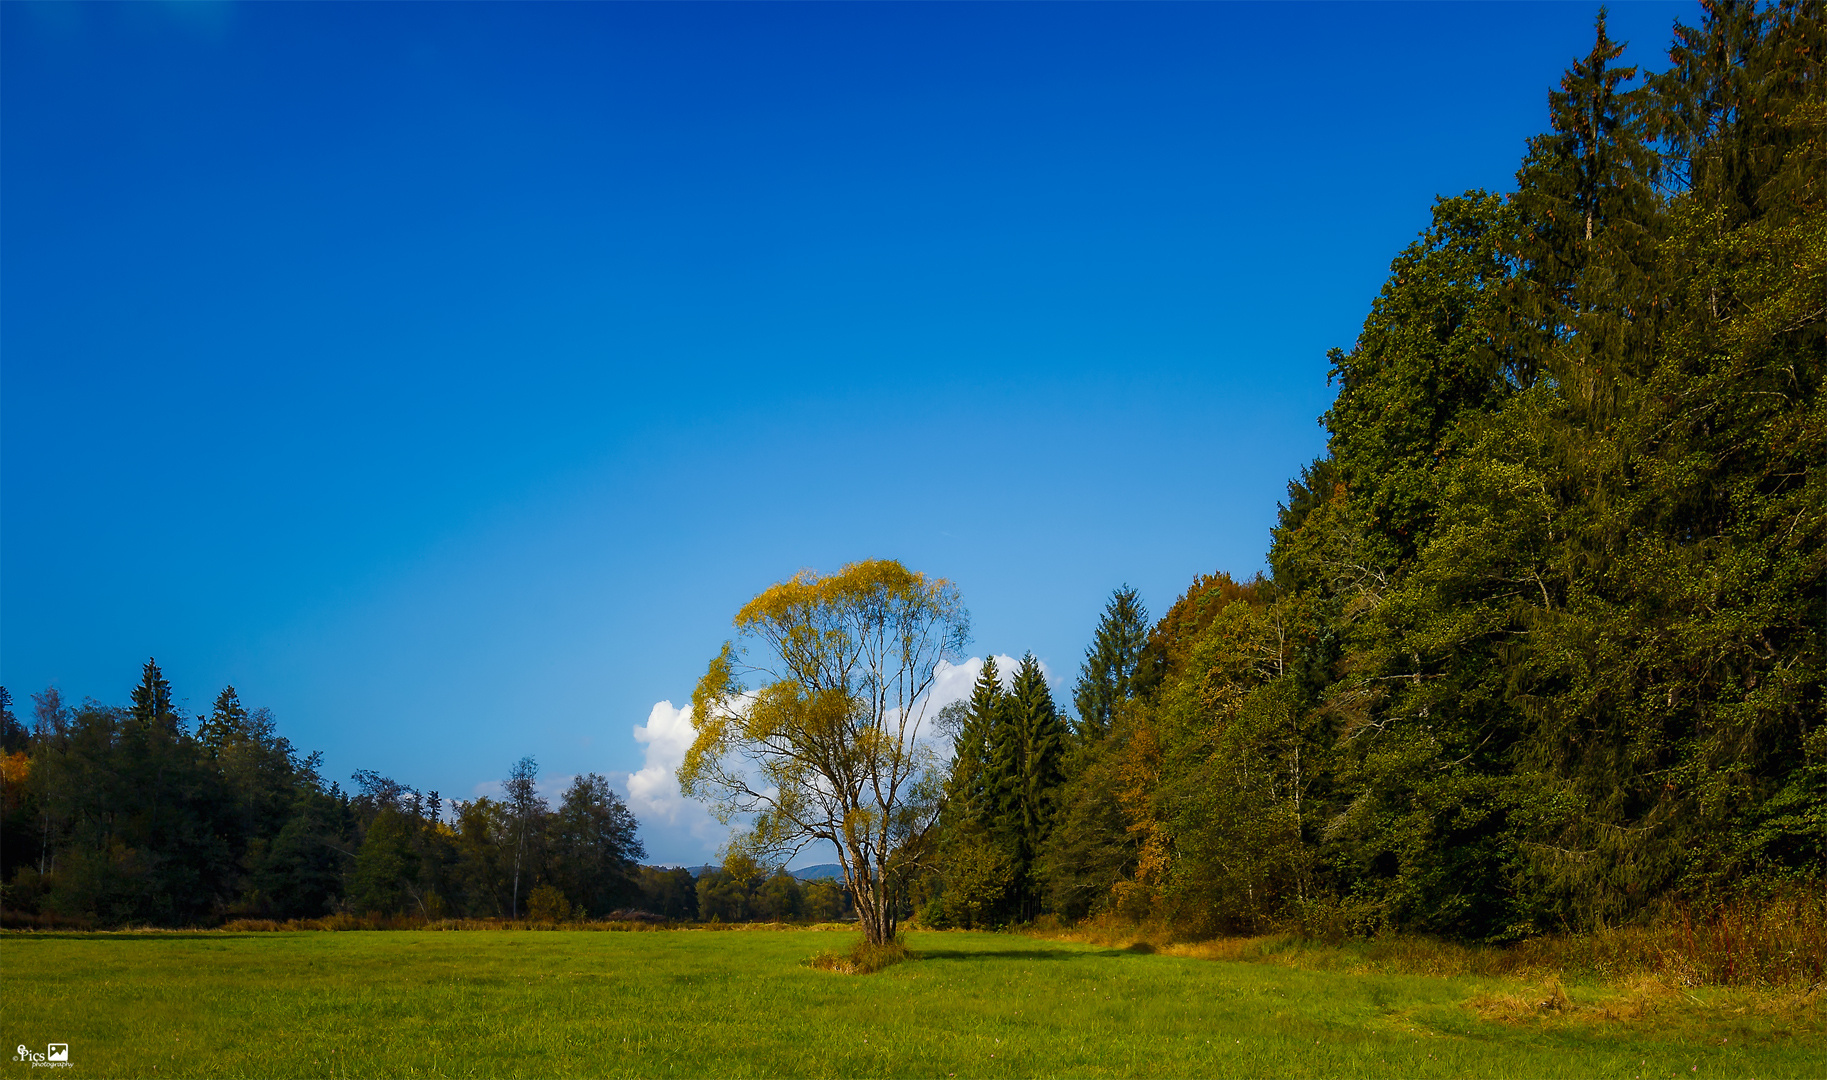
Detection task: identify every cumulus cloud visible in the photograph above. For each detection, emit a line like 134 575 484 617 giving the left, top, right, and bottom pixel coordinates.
927 653 1048 710
626 700 730 863
628 701 698 823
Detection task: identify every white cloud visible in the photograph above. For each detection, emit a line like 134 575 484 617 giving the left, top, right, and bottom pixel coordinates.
928 653 1038 711
627 700 729 863
628 701 697 823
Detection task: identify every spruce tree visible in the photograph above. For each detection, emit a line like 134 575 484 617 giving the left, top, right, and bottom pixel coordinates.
946 660 1003 830
197 686 250 752
934 658 1017 926
129 658 181 735
1072 587 1150 740
1503 7 1666 406
1009 653 1066 917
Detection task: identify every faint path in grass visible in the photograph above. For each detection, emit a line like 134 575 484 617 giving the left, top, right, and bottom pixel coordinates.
1 929 1819 1078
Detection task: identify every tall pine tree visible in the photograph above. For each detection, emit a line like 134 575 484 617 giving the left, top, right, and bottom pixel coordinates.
1072 587 1150 740
993 654 1067 920
932 657 1016 926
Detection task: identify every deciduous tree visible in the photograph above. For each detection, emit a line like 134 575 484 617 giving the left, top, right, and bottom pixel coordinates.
680 559 969 945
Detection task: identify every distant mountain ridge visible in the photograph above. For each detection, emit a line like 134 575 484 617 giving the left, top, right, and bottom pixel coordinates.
789 863 843 881
660 863 844 881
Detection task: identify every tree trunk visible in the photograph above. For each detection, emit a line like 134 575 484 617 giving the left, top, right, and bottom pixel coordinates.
842 841 897 945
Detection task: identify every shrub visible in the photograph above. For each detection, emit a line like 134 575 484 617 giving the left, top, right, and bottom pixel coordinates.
525 884 572 923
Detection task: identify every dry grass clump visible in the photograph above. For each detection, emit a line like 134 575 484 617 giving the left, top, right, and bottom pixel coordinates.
804 937 912 975
1467 977 1574 1022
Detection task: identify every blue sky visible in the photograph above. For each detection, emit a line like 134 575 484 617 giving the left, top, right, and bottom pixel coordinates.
2 0 1695 864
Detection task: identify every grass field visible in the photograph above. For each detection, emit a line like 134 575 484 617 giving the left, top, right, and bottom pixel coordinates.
2 928 1820 1078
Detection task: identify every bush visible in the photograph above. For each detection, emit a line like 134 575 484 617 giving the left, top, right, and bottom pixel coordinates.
525 884 572 923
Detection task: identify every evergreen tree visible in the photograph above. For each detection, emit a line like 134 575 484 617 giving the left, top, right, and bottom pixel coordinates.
1007 653 1066 918
1502 6 1666 405
931 657 1016 926
196 685 249 752
129 658 181 735
948 658 1005 830
1072 587 1150 740
1506 0 1827 917
0 687 27 753
200 686 307 875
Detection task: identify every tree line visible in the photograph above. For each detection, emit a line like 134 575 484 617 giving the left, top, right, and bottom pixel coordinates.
0 663 815 926
918 2 1823 940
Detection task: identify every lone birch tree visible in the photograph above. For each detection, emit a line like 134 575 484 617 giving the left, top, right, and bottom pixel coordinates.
679 559 968 945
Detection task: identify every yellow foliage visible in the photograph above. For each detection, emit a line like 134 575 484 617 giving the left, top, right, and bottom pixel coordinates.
1115 714 1167 896
677 558 968 945
1 750 29 812
525 884 572 923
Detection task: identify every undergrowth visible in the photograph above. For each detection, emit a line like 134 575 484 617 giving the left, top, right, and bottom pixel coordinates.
1027 889 1827 992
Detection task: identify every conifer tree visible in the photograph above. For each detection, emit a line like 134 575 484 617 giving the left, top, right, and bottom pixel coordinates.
1009 654 1065 844
983 653 1069 919
931 659 1017 926
129 658 181 735
197 686 249 752
949 657 1006 830
1072 587 1150 740
0 686 26 753
1009 654 1066 911
1503 7 1666 404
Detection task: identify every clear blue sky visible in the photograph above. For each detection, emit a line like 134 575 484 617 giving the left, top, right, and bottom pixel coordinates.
2 0 1694 863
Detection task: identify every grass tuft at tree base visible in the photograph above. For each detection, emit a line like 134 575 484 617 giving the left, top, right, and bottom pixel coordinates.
803 934 912 974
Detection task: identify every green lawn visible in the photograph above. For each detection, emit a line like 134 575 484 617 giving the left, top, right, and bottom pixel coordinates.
1 929 1818 1078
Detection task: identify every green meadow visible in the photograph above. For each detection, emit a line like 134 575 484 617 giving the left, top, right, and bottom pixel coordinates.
1 929 1819 1079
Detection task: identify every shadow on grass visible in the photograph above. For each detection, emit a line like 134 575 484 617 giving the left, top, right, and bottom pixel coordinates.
916 947 1132 963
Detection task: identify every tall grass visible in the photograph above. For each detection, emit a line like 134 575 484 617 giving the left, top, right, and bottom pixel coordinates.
1030 889 1826 991
215 914 857 933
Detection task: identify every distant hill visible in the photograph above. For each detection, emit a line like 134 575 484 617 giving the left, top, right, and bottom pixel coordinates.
659 862 844 881
789 863 843 881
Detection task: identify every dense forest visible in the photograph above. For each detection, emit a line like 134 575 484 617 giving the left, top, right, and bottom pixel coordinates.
921 2 1823 942
0 664 661 925
0 664 856 927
